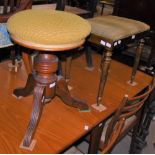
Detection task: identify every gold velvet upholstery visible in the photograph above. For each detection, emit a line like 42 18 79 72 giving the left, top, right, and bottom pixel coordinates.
7 9 91 46
88 15 150 43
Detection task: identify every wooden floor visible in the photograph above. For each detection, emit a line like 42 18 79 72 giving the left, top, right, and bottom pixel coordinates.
0 52 151 153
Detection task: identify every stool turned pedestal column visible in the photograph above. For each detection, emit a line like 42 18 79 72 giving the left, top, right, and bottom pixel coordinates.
7 9 91 149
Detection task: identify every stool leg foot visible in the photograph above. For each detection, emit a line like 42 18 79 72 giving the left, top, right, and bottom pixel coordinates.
13 73 34 98
22 53 57 148
130 39 144 84
22 84 45 147
96 48 112 105
56 76 89 111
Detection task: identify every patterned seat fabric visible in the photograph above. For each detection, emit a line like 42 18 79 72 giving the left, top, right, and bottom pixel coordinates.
0 23 13 48
88 15 150 43
7 9 91 46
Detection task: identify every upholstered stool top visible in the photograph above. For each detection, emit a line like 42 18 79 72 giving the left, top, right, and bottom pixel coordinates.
88 15 150 43
7 9 91 51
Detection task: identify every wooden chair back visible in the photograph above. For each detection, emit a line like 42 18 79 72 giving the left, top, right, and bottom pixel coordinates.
101 74 155 153
0 0 32 22
56 0 97 17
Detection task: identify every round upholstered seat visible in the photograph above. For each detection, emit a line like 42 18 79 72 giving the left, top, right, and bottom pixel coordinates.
7 9 91 51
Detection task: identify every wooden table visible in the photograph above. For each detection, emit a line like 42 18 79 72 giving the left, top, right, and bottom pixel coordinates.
0 53 151 153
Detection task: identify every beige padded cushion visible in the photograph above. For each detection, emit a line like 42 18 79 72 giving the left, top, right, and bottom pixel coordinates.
88 15 150 43
7 9 91 46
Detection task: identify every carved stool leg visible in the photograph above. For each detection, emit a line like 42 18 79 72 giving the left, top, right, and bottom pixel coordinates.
56 76 89 111
12 50 34 98
129 39 145 84
22 84 45 147
96 48 112 106
22 53 58 147
13 73 35 98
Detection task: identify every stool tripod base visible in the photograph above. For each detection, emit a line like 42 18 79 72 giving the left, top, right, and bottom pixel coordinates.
15 53 89 149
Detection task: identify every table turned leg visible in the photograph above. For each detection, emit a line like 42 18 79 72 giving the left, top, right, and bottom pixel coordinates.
129 39 144 84
96 48 112 106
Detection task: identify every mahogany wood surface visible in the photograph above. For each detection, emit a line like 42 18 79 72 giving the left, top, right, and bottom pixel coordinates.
0 53 151 153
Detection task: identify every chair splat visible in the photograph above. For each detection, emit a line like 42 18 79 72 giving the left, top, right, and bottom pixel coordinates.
101 74 155 153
